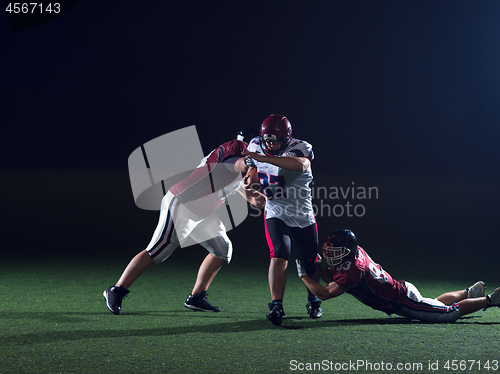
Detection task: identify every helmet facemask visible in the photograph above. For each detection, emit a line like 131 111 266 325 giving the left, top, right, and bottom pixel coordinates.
323 243 351 267
260 133 290 156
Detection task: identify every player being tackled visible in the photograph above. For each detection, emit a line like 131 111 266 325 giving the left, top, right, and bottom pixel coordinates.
296 228 500 323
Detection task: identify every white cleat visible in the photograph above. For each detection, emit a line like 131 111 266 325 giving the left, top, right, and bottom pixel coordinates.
486 287 500 308
466 281 486 298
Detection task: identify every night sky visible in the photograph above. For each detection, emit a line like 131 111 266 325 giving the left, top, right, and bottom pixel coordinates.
3 1 500 175
2 1 499 270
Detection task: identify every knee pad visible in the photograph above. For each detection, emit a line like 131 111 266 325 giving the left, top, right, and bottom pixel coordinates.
201 235 233 264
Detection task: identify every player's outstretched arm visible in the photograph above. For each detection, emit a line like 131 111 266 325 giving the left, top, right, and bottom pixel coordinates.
234 157 250 175
242 151 310 172
302 276 346 301
296 259 345 301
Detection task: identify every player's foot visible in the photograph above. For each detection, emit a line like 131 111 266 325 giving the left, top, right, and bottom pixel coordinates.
184 291 220 312
485 287 500 309
267 302 285 326
466 281 486 298
103 285 130 315
306 300 322 319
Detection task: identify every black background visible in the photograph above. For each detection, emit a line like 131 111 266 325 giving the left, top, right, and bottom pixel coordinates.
1 1 499 280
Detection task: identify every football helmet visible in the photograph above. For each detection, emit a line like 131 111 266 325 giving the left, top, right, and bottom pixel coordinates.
259 114 292 156
237 126 260 144
322 229 358 267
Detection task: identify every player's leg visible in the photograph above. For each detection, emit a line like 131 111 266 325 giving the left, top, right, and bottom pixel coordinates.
292 222 322 319
398 296 462 323
458 286 500 315
436 290 467 305
185 219 232 312
400 281 498 322
399 282 469 322
266 218 291 299
267 257 288 326
456 297 488 316
269 257 288 301
115 249 154 289
437 281 485 305
103 192 180 315
265 218 291 326
184 253 225 312
191 253 225 295
124 194 182 283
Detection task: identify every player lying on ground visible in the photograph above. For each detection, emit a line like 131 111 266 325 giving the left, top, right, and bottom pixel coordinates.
296 228 500 322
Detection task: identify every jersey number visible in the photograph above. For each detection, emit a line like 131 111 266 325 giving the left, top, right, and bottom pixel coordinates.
258 172 287 200
368 262 389 283
336 261 352 272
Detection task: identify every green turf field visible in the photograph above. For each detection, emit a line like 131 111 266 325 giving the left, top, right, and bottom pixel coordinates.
0 254 498 374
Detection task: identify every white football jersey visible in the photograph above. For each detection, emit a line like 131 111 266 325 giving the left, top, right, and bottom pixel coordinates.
247 137 315 228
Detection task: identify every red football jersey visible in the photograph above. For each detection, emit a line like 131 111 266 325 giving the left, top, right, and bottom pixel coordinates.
169 139 247 216
328 246 408 315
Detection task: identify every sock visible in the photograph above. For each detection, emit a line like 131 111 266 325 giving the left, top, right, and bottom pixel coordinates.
115 285 130 294
271 299 283 305
308 294 318 302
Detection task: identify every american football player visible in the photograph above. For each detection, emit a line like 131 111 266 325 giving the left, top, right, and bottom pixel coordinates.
242 114 321 326
103 127 265 315
296 228 500 322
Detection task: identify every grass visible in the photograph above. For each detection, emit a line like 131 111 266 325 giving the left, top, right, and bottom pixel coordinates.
0 253 499 374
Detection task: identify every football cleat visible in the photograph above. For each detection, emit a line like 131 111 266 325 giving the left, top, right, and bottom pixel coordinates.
103 285 130 315
306 300 323 319
466 281 486 298
184 291 220 312
486 287 500 309
267 302 285 326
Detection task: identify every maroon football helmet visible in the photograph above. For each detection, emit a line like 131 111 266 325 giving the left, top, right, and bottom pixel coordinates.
259 114 292 156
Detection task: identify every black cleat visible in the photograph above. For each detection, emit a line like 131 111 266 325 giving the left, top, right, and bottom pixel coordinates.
184 291 220 312
267 302 285 326
306 300 322 319
103 286 130 315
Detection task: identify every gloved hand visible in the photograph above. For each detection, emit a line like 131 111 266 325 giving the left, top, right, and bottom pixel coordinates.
315 253 325 270
295 259 307 278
